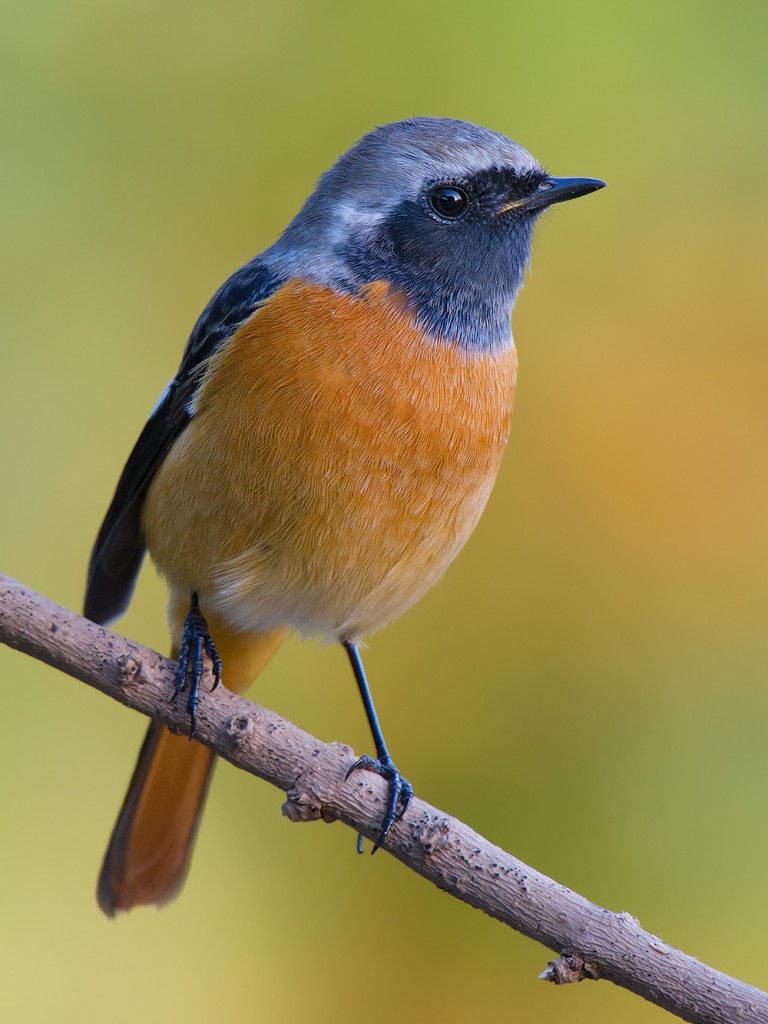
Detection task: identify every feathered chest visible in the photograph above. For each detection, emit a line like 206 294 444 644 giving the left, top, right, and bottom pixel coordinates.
199 279 516 478
144 279 517 636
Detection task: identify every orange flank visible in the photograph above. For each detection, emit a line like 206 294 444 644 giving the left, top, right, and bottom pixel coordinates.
143 279 518 644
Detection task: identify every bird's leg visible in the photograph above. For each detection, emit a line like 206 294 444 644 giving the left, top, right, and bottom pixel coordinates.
343 640 413 852
170 592 222 737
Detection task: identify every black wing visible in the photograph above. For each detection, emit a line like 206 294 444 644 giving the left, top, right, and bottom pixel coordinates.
84 258 285 625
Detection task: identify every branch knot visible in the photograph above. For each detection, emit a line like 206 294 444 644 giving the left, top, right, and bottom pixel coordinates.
226 712 255 746
282 783 334 824
116 653 150 686
540 953 601 985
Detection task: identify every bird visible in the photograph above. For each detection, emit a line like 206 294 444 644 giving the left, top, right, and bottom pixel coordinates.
84 116 605 916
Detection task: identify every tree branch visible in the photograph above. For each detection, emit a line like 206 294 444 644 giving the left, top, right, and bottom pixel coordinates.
1 570 765 1024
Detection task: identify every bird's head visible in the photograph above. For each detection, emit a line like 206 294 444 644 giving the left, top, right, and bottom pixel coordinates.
273 118 605 352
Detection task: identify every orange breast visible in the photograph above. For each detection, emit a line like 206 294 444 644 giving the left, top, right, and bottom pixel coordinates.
143 279 517 640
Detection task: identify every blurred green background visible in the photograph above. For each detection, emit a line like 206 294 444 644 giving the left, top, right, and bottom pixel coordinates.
2 2 767 1021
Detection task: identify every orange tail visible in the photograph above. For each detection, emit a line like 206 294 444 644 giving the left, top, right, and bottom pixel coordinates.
97 622 286 916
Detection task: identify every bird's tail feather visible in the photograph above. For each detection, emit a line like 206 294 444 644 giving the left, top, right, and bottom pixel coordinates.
97 621 286 916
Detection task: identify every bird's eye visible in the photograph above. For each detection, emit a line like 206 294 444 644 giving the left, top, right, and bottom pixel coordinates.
429 185 469 219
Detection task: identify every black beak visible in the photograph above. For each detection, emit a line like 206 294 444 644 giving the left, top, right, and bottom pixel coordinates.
498 176 606 215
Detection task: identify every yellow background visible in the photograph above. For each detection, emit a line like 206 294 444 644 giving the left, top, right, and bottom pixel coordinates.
2 2 767 1022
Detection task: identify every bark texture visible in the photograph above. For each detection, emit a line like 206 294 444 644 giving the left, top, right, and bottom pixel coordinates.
1 571 766 1024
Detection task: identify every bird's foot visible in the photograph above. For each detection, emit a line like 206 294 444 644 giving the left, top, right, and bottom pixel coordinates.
346 754 413 853
171 593 222 736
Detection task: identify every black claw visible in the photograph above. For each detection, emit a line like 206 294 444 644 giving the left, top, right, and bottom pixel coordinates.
170 593 221 737
206 636 223 691
346 754 413 852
